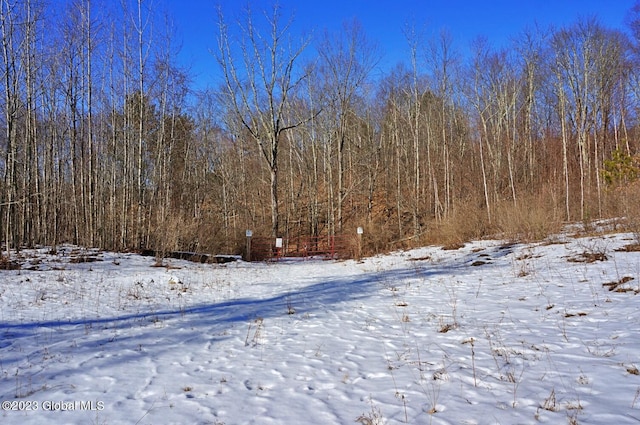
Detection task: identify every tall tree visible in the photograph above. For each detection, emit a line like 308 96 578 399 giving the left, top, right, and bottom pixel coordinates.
317 19 379 233
216 4 310 237
1 0 21 258
552 18 630 219
427 29 460 221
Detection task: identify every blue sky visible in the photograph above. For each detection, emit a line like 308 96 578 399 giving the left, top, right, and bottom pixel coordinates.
164 0 637 90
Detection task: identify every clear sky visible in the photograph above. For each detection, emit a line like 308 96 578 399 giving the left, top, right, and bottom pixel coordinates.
164 0 638 91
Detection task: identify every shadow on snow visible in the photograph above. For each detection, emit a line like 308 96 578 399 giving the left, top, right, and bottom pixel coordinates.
0 256 484 334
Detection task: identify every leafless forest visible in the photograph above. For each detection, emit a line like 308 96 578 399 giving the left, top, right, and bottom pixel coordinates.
2 0 640 258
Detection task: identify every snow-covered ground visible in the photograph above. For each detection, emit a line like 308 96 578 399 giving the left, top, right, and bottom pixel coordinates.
1 229 640 424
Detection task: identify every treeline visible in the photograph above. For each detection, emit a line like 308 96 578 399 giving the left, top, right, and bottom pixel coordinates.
2 0 640 258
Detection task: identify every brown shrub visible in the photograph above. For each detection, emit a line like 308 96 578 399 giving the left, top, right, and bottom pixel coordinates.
616 182 640 242
426 200 493 248
494 193 562 243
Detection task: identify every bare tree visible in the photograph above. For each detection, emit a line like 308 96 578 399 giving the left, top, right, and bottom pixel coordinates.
317 19 379 233
468 38 494 222
404 24 425 236
216 4 310 237
132 0 152 248
552 18 630 220
513 25 550 188
427 29 459 221
1 0 21 258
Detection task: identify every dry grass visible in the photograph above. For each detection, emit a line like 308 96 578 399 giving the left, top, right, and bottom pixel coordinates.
598 181 640 242
567 252 608 263
426 200 493 248
424 193 561 249
0 257 22 270
494 194 562 243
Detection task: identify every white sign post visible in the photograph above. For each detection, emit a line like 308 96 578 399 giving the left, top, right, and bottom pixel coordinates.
245 230 253 261
356 227 364 260
275 237 283 260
